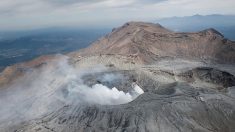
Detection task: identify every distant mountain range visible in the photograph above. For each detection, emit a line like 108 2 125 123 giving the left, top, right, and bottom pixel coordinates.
157 14 235 40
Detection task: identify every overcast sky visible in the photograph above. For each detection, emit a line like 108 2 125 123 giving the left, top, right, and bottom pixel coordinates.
0 0 235 30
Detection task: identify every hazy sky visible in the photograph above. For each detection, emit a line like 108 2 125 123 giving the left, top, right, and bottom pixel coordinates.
0 0 235 30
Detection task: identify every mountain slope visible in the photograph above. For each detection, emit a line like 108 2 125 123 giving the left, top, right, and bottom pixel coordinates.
76 22 235 64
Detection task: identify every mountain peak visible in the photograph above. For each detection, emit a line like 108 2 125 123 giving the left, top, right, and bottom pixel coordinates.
124 21 168 29
202 28 224 37
111 21 171 36
77 22 234 64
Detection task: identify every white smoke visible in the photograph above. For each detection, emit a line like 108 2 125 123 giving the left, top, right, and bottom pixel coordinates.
0 55 144 129
67 84 133 105
134 84 144 95
101 73 123 82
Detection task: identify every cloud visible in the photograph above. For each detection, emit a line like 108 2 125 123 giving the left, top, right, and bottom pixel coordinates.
151 0 235 17
43 0 166 7
0 0 234 30
44 0 101 6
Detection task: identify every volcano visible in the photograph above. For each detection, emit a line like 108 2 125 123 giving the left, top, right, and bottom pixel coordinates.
0 22 235 132
74 22 235 64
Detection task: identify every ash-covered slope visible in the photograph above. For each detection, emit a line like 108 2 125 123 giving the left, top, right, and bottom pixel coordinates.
77 22 235 64
0 22 235 132
12 82 235 132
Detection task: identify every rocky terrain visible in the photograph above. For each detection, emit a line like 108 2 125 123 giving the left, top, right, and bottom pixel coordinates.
0 22 235 132
76 22 235 64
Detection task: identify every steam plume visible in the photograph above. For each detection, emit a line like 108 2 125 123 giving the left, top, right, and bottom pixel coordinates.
0 55 144 129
